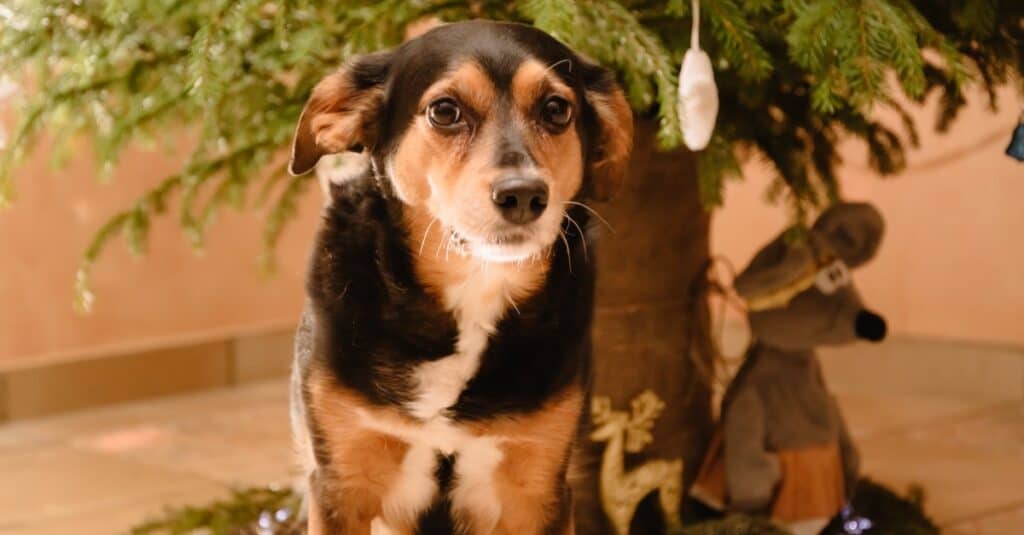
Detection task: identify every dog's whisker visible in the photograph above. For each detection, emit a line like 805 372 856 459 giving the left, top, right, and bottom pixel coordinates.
564 212 589 262
564 200 614 233
546 58 572 74
505 288 522 316
419 217 438 256
434 227 447 258
558 229 573 274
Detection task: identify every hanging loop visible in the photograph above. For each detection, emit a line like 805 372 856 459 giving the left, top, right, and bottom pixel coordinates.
691 0 701 50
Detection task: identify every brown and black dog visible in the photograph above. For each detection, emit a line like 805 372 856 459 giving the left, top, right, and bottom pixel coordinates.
289 20 633 534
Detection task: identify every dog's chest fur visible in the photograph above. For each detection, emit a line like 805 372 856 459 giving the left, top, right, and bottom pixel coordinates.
409 265 522 420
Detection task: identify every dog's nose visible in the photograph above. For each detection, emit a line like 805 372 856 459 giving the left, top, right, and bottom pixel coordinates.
491 177 548 224
854 309 887 342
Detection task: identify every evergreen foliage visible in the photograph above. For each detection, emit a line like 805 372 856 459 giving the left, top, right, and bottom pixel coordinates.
0 1 1021 306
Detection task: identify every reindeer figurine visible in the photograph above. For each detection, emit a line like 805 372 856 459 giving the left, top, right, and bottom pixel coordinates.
691 202 888 535
590 390 685 535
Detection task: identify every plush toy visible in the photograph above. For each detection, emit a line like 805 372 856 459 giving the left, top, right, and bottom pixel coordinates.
691 202 888 535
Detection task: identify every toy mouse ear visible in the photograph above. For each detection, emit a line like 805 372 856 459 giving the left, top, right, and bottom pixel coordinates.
289 51 392 176
733 234 815 301
581 62 633 201
812 202 885 268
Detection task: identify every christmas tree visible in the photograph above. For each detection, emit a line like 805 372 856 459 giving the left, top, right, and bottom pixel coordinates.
0 2 1021 532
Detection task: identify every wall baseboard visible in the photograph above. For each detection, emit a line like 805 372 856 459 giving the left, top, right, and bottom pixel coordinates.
0 329 294 422
2 325 1021 423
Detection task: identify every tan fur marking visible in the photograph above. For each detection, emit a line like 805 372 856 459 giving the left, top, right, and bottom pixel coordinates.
511 59 577 112
291 69 384 174
462 386 584 534
420 61 497 118
390 61 495 206
307 369 417 534
403 204 549 303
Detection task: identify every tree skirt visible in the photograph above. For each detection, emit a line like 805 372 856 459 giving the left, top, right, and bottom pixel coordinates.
131 479 938 534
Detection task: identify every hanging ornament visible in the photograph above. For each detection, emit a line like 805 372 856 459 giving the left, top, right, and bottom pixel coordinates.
677 0 718 151
1006 110 1024 162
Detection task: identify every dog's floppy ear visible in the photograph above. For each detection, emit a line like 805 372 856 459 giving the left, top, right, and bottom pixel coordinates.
582 64 634 201
811 202 885 268
289 52 393 176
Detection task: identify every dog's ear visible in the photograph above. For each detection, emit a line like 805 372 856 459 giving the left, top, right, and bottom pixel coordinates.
582 64 634 201
289 52 393 176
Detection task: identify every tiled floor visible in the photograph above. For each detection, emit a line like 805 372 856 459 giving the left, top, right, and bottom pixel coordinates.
0 379 1021 534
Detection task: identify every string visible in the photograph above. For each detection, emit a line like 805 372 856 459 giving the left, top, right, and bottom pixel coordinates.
706 256 749 372
686 255 751 393
691 0 700 50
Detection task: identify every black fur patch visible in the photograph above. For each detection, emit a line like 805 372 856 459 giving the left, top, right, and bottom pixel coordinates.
307 174 594 419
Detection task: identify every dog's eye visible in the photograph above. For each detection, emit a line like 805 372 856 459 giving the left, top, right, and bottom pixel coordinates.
541 96 572 129
427 98 462 128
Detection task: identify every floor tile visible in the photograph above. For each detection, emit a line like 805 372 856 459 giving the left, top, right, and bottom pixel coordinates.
944 503 1024 534
0 444 225 528
73 403 295 487
857 403 1024 524
3 486 229 535
820 337 1024 403
834 392 995 441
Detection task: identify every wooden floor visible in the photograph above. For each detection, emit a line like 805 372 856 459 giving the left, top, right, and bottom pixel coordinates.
0 376 1022 534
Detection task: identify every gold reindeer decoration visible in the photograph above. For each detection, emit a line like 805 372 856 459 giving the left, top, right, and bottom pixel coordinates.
590 390 685 535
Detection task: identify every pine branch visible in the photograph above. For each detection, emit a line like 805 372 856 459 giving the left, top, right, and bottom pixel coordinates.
260 171 313 274
703 0 773 82
0 0 1020 304
73 136 280 311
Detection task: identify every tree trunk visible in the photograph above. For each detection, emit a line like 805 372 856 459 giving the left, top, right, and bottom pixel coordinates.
574 118 713 534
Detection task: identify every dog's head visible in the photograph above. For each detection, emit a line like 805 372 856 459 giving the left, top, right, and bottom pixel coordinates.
289 20 633 262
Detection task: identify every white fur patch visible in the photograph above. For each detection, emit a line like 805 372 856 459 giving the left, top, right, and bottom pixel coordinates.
406 263 511 420
381 443 440 528
351 261 519 530
356 408 507 530
370 517 396 535
449 436 505 533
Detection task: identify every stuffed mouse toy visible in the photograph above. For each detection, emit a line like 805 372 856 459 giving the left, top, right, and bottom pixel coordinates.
691 202 888 535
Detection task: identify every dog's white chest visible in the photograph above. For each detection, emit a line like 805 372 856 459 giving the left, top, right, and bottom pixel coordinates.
406 266 512 420
364 265 526 531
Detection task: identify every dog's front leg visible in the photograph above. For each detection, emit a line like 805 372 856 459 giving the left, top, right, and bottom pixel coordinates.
307 469 385 535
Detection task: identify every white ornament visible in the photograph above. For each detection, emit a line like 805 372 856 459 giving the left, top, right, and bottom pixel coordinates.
676 0 718 151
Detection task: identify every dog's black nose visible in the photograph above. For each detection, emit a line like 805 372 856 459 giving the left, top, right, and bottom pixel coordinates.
491 177 548 224
855 309 887 342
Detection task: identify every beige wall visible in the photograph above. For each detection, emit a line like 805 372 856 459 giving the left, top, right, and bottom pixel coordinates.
0 131 320 368
1 86 1021 369
714 87 1024 346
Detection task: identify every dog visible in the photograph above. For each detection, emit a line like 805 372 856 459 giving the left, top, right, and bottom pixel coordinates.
289 20 633 534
